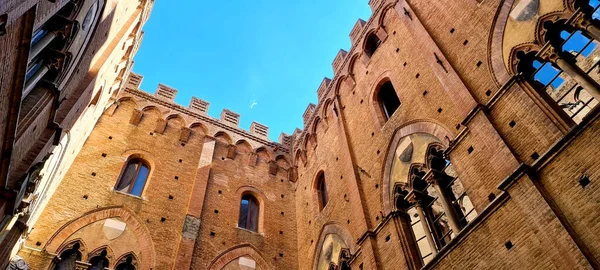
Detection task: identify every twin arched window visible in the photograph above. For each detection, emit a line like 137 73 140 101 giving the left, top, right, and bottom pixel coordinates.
515 5 600 123
238 194 259 232
115 158 150 196
377 81 401 121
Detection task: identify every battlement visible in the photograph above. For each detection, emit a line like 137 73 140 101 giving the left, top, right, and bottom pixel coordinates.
296 1 395 148
350 19 366 45
123 72 291 145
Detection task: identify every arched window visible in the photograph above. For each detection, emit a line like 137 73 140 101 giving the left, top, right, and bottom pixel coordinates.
387 133 477 265
238 193 259 232
316 172 328 210
377 81 401 121
364 32 382 58
87 249 109 270
115 158 150 196
514 6 600 123
54 242 82 270
115 255 136 270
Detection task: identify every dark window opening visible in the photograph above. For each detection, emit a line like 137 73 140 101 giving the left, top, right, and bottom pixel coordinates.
317 172 328 210
238 194 259 232
54 242 81 270
88 250 109 270
377 81 401 121
365 33 382 58
115 255 136 270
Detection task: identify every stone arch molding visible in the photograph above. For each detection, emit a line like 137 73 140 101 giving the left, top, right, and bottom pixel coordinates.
208 244 273 270
381 120 455 215
44 206 155 269
311 222 358 270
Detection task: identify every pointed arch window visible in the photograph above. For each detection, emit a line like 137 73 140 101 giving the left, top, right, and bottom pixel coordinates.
514 5 600 123
388 134 477 266
115 255 136 270
365 32 382 58
87 249 109 270
54 242 82 270
317 172 328 210
238 193 259 232
377 81 401 121
115 158 150 197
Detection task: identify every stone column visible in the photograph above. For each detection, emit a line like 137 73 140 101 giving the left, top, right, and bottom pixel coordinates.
28 31 57 62
571 11 600 44
426 171 463 235
407 191 437 256
22 64 50 97
539 45 600 101
554 57 600 101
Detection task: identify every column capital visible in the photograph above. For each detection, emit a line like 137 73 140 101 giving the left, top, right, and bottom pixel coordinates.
536 42 561 63
423 169 454 187
405 190 434 206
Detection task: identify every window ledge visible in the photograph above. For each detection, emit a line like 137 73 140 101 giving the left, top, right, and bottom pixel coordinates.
235 226 264 236
112 190 145 200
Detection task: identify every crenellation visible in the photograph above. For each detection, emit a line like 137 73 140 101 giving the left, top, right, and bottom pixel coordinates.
368 0 384 11
279 132 292 147
317 77 332 101
220 108 241 127
250 121 269 138
302 103 317 128
189 96 209 115
155 83 177 101
332 49 348 75
350 19 367 45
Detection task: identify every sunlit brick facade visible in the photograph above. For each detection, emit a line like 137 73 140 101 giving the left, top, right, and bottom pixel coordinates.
4 0 600 269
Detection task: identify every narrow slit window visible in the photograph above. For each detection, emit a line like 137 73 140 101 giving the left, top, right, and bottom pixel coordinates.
317 172 328 210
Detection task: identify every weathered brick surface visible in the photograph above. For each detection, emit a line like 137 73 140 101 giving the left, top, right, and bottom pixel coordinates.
10 0 600 269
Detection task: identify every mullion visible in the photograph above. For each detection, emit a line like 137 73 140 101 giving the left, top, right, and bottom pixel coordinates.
571 96 596 118
127 160 143 193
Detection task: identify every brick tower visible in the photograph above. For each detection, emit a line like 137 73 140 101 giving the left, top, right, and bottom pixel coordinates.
6 0 600 269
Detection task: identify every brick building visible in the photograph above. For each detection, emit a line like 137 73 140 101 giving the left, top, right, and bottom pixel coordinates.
3 0 600 269
0 0 153 268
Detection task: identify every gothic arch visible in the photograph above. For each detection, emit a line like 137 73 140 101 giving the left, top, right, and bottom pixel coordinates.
275 155 291 169
87 245 115 263
141 105 162 118
110 97 137 116
255 147 272 162
311 222 358 270
56 238 88 262
235 140 252 153
166 113 186 128
44 206 155 269
333 75 356 96
207 244 273 270
488 0 518 86
347 53 361 76
535 12 572 45
214 131 233 144
189 122 209 135
508 42 543 75
120 149 156 170
381 120 454 214
377 1 397 28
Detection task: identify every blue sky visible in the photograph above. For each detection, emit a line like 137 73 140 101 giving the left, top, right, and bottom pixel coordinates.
132 0 373 141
